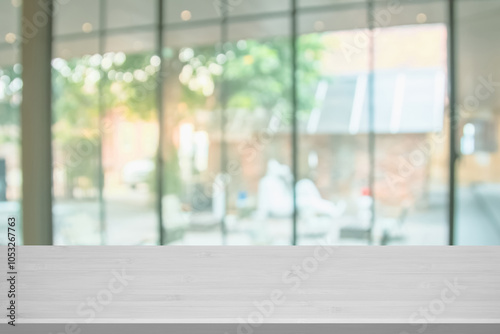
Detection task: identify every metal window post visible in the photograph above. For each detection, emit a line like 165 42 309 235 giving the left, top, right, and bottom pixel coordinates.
291 0 299 245
447 0 457 245
157 0 165 245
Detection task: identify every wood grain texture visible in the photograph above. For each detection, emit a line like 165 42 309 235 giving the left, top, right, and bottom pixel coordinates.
1 246 499 326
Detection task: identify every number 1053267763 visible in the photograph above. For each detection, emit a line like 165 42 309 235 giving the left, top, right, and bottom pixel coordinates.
7 217 16 271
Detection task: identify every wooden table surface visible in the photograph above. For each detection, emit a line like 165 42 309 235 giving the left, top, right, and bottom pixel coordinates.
1 246 499 333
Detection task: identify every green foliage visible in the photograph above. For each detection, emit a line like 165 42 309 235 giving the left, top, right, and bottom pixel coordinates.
224 34 326 117
171 33 326 121
47 33 326 194
0 65 22 144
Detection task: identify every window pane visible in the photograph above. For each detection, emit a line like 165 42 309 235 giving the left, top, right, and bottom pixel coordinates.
297 4 370 245
106 0 156 30
0 1 21 245
165 0 220 25
52 38 102 245
162 24 223 244
298 0 364 8
54 0 100 37
372 0 448 245
0 0 20 40
103 31 159 244
53 36 100 59
456 0 500 245
225 17 293 245
227 0 289 17
0 54 22 244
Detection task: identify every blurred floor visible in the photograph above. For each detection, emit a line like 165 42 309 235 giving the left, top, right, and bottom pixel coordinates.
1 183 497 246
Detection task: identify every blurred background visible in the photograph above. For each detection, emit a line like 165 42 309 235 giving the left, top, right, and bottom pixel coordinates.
0 0 499 245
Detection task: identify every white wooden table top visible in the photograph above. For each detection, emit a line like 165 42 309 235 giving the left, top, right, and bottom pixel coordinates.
1 246 499 325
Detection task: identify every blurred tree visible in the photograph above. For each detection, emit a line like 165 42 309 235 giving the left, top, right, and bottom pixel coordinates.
0 65 22 144
50 33 326 197
172 34 326 118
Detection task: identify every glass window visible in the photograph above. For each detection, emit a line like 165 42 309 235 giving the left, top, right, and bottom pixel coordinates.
106 0 156 30
165 0 221 25
371 0 448 245
225 16 293 245
162 24 224 244
227 0 290 17
456 0 500 245
0 0 21 245
103 30 159 245
43 0 500 246
297 4 370 245
54 0 100 37
52 38 102 245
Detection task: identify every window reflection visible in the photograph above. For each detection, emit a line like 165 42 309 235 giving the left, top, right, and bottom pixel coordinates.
42 0 500 245
0 0 21 245
52 46 102 245
103 34 159 245
457 0 500 245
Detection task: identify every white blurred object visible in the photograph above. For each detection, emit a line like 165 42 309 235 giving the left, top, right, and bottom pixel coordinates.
461 123 475 155
193 131 209 172
256 160 346 238
256 160 293 219
296 179 346 218
212 173 228 221
162 194 190 230
356 188 373 229
122 159 154 187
